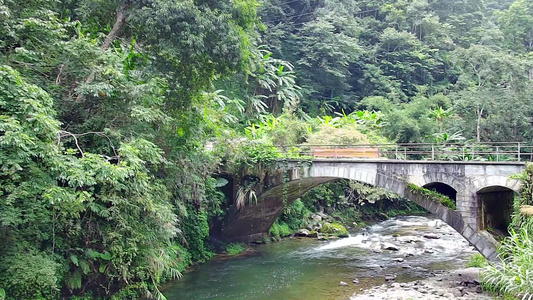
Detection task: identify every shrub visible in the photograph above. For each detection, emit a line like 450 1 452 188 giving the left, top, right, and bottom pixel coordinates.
306 124 370 145
269 221 292 239
226 243 246 256
0 252 61 299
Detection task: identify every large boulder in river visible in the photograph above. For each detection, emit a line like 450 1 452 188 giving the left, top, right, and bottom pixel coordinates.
320 222 349 238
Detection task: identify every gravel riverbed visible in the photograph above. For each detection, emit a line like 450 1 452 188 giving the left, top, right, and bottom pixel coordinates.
350 267 493 300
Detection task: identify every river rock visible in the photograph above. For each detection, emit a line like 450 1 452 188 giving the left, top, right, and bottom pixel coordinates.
428 220 443 228
312 214 322 222
397 236 421 243
339 281 348 286
296 229 310 237
423 233 440 239
307 231 318 238
452 288 463 297
381 243 400 251
393 258 404 262
384 274 396 281
317 233 327 240
352 279 359 284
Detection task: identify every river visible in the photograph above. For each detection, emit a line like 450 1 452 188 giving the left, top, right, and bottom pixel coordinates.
162 215 480 300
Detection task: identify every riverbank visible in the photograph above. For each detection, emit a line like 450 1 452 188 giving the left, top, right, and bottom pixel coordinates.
350 267 493 300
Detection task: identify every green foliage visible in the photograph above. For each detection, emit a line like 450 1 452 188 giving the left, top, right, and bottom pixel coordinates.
269 221 292 240
0 251 61 300
245 114 310 145
277 199 310 231
300 181 347 212
225 243 246 256
466 253 488 268
183 208 215 263
511 163 533 232
0 0 257 298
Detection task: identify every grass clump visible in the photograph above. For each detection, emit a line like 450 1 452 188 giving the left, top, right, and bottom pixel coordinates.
225 243 246 256
320 222 349 237
466 253 487 268
482 229 533 299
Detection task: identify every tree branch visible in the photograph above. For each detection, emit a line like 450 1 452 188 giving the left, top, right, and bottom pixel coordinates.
76 3 128 101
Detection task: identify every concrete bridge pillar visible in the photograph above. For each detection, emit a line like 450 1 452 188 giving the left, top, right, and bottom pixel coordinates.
456 192 479 230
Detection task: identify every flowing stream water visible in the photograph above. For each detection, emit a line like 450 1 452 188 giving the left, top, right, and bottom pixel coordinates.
163 215 479 300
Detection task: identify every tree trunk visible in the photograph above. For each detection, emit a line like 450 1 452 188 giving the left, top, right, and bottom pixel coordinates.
76 3 128 101
101 3 127 51
476 107 483 143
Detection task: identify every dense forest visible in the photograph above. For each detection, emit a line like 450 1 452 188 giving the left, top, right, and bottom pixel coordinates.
0 0 532 299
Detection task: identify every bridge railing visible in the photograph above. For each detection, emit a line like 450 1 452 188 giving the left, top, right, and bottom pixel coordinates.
275 142 533 162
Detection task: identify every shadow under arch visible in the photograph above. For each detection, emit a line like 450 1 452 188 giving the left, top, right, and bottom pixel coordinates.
423 182 457 202
477 185 515 235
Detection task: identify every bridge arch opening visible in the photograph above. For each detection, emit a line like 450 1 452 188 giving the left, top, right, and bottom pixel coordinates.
422 182 457 203
477 186 515 235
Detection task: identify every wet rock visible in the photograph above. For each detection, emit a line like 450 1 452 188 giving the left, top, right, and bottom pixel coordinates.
295 229 310 237
397 236 421 243
458 267 482 286
313 214 322 222
381 243 400 251
393 258 404 262
428 220 443 228
476 286 483 293
452 288 462 297
424 248 435 254
423 233 440 239
384 274 396 281
339 281 348 286
443 292 455 298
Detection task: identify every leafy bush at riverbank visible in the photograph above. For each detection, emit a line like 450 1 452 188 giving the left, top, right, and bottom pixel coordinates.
226 244 246 256
269 221 292 240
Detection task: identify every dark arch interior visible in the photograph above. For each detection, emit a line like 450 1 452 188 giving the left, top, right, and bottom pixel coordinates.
477 186 514 235
423 182 457 202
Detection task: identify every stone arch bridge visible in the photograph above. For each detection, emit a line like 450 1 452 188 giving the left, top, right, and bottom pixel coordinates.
221 159 525 261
